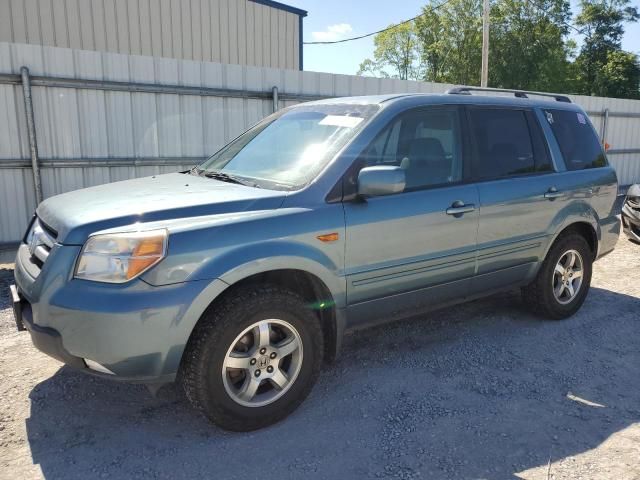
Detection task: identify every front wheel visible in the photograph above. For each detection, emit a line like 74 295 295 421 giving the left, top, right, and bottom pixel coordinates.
181 285 324 431
522 233 593 320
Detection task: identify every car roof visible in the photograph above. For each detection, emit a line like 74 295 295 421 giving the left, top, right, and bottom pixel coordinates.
304 92 584 112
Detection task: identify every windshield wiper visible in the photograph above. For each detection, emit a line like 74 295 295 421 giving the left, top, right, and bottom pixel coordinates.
200 170 259 187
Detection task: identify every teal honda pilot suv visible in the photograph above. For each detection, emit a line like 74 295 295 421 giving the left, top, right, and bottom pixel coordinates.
10 88 619 431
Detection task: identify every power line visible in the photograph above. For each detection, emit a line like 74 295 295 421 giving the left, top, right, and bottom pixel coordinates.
304 0 587 46
522 0 586 35
303 0 457 45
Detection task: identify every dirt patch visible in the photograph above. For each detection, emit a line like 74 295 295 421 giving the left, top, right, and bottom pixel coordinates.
1 239 639 480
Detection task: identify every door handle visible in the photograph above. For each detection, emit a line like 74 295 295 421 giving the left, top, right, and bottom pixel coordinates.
544 187 563 200
446 201 476 216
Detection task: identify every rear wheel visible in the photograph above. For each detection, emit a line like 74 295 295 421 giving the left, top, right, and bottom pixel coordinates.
522 233 593 319
181 285 324 431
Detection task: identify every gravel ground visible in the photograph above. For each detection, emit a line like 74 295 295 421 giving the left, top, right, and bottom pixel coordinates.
0 237 639 480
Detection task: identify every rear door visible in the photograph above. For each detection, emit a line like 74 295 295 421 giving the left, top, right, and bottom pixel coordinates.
467 106 564 292
343 106 480 326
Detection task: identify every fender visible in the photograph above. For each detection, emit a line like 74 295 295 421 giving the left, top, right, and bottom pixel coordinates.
507 200 600 287
541 199 600 264
158 241 346 375
192 239 346 308
159 278 230 376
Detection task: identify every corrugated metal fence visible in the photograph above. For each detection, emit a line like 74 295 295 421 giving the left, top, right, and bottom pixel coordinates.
1 41 640 252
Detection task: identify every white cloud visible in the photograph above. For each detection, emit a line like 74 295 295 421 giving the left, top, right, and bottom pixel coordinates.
311 23 353 42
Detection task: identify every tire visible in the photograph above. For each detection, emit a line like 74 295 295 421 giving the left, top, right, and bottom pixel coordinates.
181 285 324 431
522 233 593 320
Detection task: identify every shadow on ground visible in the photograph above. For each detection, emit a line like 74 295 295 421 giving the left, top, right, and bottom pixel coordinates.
0 267 14 295
23 286 640 479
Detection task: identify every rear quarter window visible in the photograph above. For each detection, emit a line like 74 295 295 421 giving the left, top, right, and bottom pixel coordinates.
544 109 607 170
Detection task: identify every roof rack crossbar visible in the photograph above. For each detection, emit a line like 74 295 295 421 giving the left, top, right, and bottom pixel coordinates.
445 86 572 103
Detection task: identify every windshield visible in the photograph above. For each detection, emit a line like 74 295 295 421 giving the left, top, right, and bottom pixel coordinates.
197 104 380 190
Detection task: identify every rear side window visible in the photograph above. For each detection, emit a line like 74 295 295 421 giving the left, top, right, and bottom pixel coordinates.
469 108 549 179
544 109 607 170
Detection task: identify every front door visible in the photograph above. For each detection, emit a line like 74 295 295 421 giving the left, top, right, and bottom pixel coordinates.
343 106 479 327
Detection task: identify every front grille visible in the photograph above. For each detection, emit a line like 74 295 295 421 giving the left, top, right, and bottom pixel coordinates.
627 197 640 212
26 218 57 268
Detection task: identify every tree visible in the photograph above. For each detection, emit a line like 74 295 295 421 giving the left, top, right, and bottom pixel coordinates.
359 0 571 89
574 0 639 97
598 50 640 98
357 22 421 80
415 0 483 85
356 0 640 99
489 0 574 92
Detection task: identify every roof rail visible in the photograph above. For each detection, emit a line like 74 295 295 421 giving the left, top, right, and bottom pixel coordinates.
445 86 572 103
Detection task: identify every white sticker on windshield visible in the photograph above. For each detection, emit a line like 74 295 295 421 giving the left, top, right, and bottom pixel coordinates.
577 113 586 124
319 115 364 128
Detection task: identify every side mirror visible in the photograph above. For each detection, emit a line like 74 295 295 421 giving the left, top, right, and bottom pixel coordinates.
357 166 406 197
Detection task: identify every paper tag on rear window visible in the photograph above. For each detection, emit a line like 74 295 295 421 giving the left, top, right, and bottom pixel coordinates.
577 113 586 124
319 115 364 128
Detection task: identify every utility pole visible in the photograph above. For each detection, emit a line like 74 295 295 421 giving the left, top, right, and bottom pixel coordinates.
481 0 489 87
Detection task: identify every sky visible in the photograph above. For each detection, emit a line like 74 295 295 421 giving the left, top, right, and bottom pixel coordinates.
287 0 640 76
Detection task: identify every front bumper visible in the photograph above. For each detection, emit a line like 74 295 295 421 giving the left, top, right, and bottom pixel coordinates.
621 203 640 243
11 289 86 369
12 243 228 383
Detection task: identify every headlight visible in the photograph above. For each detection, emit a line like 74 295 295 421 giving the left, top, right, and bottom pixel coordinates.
25 220 35 244
74 229 168 283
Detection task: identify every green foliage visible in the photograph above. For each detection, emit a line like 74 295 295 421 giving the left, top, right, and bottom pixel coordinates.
357 0 640 99
489 0 573 92
573 0 639 97
357 22 421 80
597 50 640 98
415 0 483 85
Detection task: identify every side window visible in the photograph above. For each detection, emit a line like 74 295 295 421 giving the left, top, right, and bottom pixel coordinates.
469 108 544 179
544 109 607 170
363 119 401 165
361 108 464 191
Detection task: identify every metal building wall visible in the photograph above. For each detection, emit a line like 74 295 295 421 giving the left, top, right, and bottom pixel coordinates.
1 41 640 251
0 0 301 70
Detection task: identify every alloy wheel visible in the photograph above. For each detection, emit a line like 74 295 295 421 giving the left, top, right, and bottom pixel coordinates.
552 249 584 305
221 319 303 408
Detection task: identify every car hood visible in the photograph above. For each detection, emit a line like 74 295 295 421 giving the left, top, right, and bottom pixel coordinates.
626 184 640 198
37 172 287 244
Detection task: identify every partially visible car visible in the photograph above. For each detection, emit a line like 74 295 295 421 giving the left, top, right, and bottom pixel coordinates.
622 184 640 243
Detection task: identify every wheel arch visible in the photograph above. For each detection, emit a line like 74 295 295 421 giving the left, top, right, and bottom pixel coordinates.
176 267 344 379
221 268 342 364
546 221 599 261
523 220 597 319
